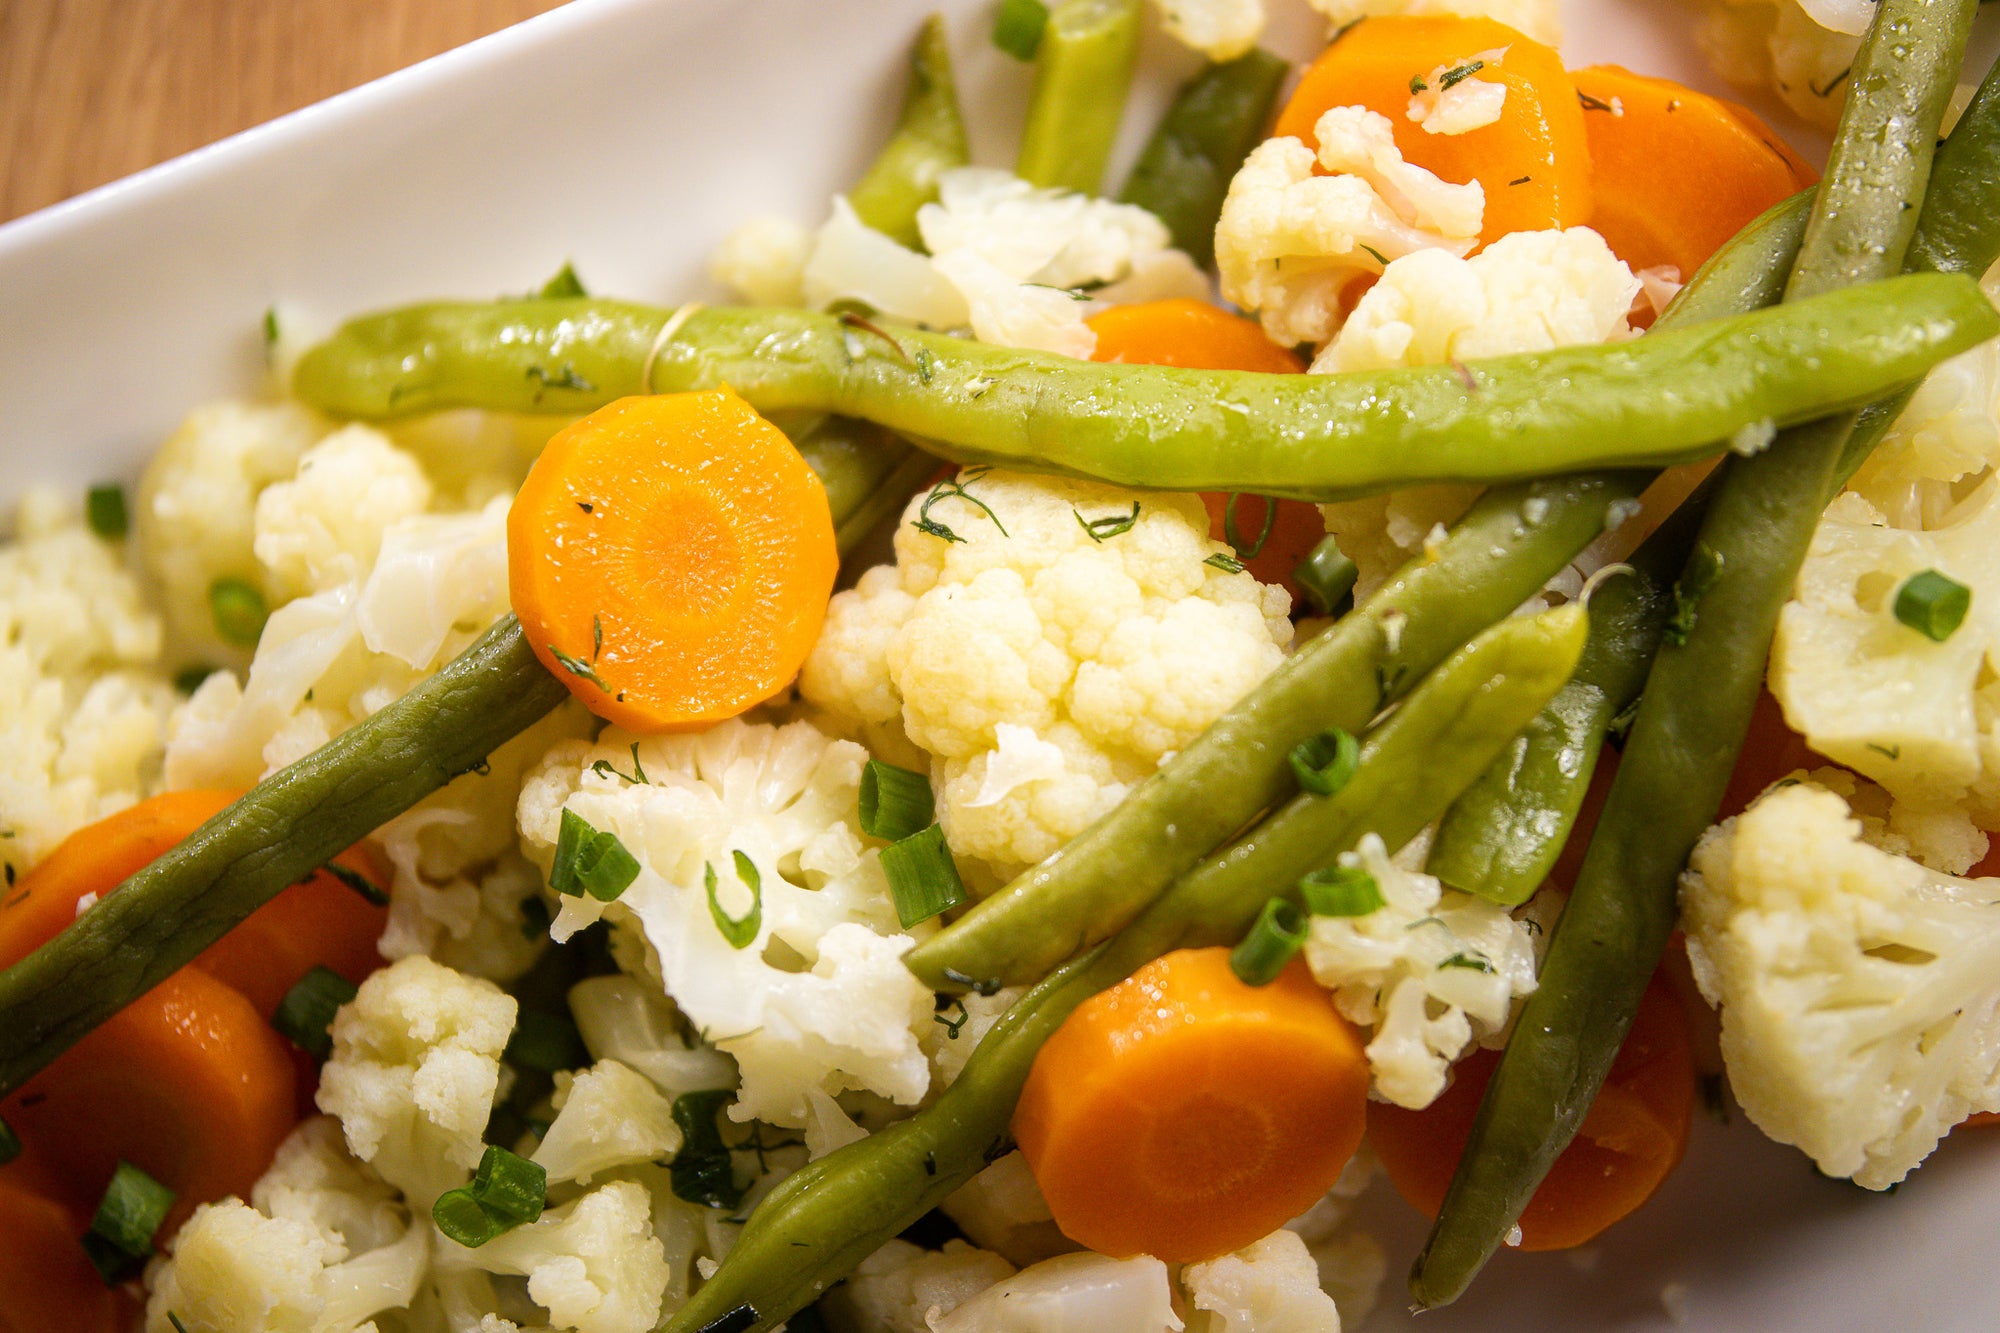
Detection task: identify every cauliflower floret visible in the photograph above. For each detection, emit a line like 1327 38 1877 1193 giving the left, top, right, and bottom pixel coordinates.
1153 0 1264 60
145 1121 429 1333
253 426 433 599
135 399 326 658
1696 0 1861 130
1406 50 1510 136
824 1238 1018 1333
317 955 518 1206
708 214 812 307
517 717 935 1126
1771 487 2000 822
1680 780 2000 1187
929 1252 1183 1333
1311 227 1639 374
565 973 739 1097
470 1182 669 1333
799 169 1206 357
941 1150 1073 1268
1218 108 1483 348
1182 1229 1345 1333
1305 0 1560 45
1782 766 1988 875
1313 485 1483 604
922 985 1028 1089
0 488 177 881
1303 833 1538 1107
1282 1154 1387 1328
531 1061 682 1186
801 470 1291 878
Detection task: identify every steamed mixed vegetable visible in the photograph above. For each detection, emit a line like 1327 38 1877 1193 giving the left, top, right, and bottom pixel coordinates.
7 1 2000 1330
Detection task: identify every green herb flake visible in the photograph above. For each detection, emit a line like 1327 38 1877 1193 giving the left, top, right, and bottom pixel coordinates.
934 996 971 1039
1223 494 1279 560
1074 502 1141 543
1438 59 1485 91
670 1089 746 1209
1205 552 1247 574
1439 952 1496 973
1409 73 1429 93
1893 569 1971 642
1360 243 1389 266
1664 543 1724 647
322 860 389 906
706 851 764 949
208 577 269 648
912 467 1009 545
86 484 129 540
548 644 609 690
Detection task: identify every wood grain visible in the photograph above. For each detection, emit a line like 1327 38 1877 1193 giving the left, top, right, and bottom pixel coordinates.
0 0 568 223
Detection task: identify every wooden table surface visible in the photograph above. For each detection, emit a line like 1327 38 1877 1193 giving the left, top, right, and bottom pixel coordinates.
1 0 569 223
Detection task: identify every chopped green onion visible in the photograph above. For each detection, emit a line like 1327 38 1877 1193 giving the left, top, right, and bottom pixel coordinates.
1230 897 1308 986
880 823 968 929
993 0 1050 59
1300 864 1384 917
1223 494 1279 560
549 808 641 902
671 1089 746 1209
81 1160 176 1282
321 860 389 906
1294 536 1359 617
172 664 219 695
1204 551 1246 573
706 851 764 949
1289 728 1361 797
1439 952 1495 973
432 1145 547 1248
859 760 936 842
168 1314 192 1333
208 577 269 647
506 1009 590 1074
538 262 588 299
1893 568 1971 642
0 1114 18 1165
272 965 358 1060
86 484 129 540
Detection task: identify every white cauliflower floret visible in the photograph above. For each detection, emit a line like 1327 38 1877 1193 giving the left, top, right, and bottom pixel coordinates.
1153 0 1264 60
1217 108 1483 348
942 1150 1073 1269
800 168 1206 357
1783 766 1987 876
1771 487 2000 823
1680 781 2000 1188
1303 834 1538 1108
517 717 935 1127
929 1252 1183 1333
824 1238 1017 1333
1314 486 1482 603
136 399 325 658
531 1060 682 1186
145 1121 429 1333
922 985 1028 1089
1696 0 1861 130
708 214 812 306
470 1182 669 1333
801 471 1291 878
317 955 518 1206
1312 227 1638 374
1406 50 1509 136
0 487 177 882
253 426 433 599
1305 0 1560 45
565 973 739 1098
1182 1228 1344 1333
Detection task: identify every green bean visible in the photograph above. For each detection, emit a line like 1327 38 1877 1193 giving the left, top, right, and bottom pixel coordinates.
0 616 567 1099
1411 0 1981 1305
293 279 1998 502
1015 0 1142 194
1118 49 1290 267
905 472 1642 991
787 414 915 526
846 15 971 248
665 606 1586 1333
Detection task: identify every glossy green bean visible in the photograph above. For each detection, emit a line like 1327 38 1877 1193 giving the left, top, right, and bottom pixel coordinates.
1015 0 1142 194
905 472 1642 991
1117 49 1290 267
293 278 1998 501
846 15 971 248
1411 0 1982 1305
665 606 1586 1333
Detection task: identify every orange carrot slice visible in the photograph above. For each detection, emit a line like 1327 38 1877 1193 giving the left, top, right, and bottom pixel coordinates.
1368 977 1695 1250
0 1178 130 1333
509 388 838 733
1013 948 1371 1263
1572 65 1817 282
1275 15 1591 246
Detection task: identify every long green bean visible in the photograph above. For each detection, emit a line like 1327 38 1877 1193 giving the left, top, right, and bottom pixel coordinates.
906 472 1641 991
293 278 1996 501
666 606 1586 1333
1411 0 1982 1304
846 15 971 248
1015 0 1141 194
1118 49 1289 266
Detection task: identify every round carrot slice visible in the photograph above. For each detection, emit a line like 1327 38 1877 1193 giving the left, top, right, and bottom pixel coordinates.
1013 948 1371 1263
509 388 838 733
0 1178 130 1333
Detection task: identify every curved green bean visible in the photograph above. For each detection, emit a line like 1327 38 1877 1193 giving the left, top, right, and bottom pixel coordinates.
1015 0 1141 194
666 606 1586 1333
1118 49 1290 267
846 14 971 248
906 471 1641 991
1411 0 1983 1305
294 278 1998 501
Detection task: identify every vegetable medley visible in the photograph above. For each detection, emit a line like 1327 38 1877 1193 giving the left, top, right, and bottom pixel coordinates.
8 0 2000 1329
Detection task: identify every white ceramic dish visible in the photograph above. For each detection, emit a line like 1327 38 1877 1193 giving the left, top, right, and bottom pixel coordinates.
3 1 1999 1328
